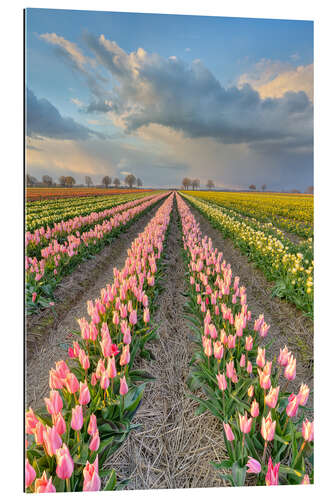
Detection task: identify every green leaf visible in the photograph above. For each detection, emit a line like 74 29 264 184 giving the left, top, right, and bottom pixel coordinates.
103 469 117 491
232 462 246 486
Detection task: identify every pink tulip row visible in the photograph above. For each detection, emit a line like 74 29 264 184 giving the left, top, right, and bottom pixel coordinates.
25 193 158 250
26 193 168 284
25 193 175 492
176 193 313 486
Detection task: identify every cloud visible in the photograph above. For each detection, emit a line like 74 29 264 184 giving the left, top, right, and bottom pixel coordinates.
26 89 106 140
71 98 84 107
77 34 313 154
39 33 89 71
238 59 313 101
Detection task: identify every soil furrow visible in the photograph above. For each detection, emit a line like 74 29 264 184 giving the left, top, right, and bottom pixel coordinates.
109 202 227 489
25 201 164 410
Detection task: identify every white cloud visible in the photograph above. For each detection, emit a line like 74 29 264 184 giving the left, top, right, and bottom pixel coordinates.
71 98 84 107
238 59 313 101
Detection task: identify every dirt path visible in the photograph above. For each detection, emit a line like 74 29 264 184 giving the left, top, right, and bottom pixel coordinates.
108 203 227 489
187 202 314 409
25 202 163 410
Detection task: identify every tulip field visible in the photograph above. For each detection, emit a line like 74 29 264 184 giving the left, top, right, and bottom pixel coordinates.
25 191 314 492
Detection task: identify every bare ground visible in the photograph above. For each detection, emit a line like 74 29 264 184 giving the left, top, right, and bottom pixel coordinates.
188 202 314 410
108 204 228 489
25 202 163 410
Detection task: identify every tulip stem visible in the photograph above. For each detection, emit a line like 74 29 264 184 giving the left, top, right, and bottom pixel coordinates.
262 441 268 464
294 440 306 466
282 417 289 434
66 478 71 492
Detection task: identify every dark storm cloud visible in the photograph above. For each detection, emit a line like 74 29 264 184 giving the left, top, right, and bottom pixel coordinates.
26 89 106 140
78 34 313 153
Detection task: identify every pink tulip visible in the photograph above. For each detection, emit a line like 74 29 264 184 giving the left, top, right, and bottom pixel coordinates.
106 356 117 379
216 372 227 391
129 309 137 325
33 421 45 446
286 393 300 418
87 414 97 436
261 412 276 442
79 381 91 405
34 471 56 493
91 372 97 386
240 354 246 368
239 412 253 433
227 334 236 349
25 458 36 488
64 372 79 394
32 292 37 303
49 369 63 390
89 430 100 451
120 345 130 366
302 419 314 442
203 337 212 357
277 346 290 367
143 307 150 323
119 376 128 395
44 390 63 415
71 405 83 431
79 350 90 371
55 443 74 480
53 412 66 435
246 457 261 474
83 456 101 491
245 335 253 351
258 369 271 390
43 425 62 456
256 347 265 368
55 360 70 379
265 457 280 486
214 341 224 360
298 383 310 406
247 361 253 374
100 371 110 390
226 360 235 379
250 399 259 418
265 386 280 409
284 355 296 381
223 422 235 441
248 385 254 398
26 407 39 434
96 359 105 379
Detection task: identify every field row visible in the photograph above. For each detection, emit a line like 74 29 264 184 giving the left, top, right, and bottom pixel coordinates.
26 193 160 257
176 193 313 486
182 193 313 318
26 192 158 232
183 191 313 238
25 194 175 492
26 187 152 202
26 193 168 313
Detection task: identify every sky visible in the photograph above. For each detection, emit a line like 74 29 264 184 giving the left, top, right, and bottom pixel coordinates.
25 8 313 190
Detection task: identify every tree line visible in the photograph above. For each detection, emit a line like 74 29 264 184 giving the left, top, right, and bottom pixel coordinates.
182 178 215 190
26 174 143 189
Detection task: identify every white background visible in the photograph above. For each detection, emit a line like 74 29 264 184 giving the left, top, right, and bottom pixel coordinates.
0 1 332 499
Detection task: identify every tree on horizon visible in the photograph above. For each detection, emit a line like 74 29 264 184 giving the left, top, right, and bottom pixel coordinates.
207 179 215 190
102 175 112 188
125 174 136 188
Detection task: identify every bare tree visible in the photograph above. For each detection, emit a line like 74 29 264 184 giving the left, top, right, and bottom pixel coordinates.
261 184 267 191
125 174 136 188
113 177 121 188
191 178 200 190
102 176 112 188
65 176 76 187
249 184 256 191
59 176 66 187
207 179 215 190
26 174 38 186
291 188 301 194
85 176 93 187
182 177 191 190
306 185 314 194
137 178 143 187
42 175 53 186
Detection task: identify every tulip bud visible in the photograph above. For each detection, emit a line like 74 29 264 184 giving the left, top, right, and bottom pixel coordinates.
71 405 83 431
25 458 36 488
55 443 74 480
